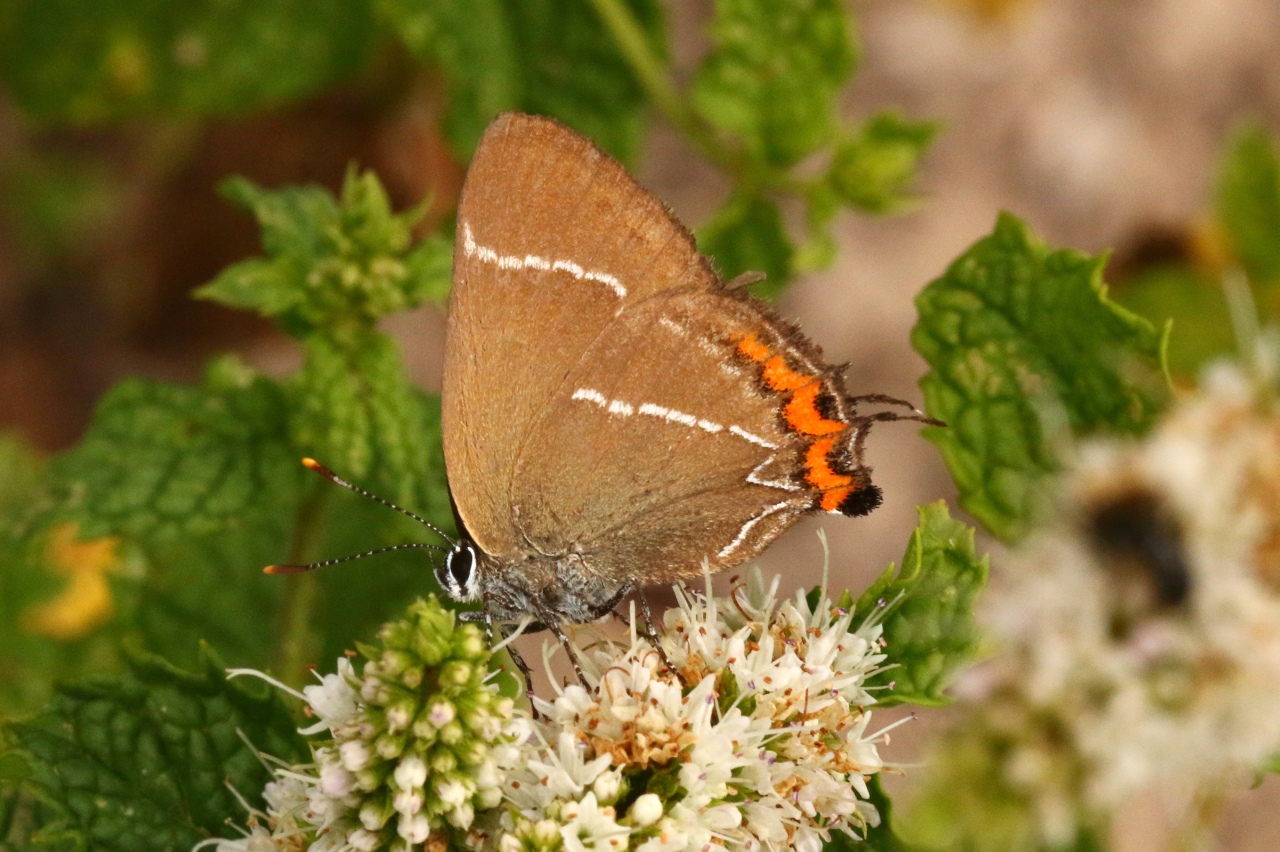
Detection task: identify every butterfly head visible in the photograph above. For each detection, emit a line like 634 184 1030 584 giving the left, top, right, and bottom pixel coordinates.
438 540 482 603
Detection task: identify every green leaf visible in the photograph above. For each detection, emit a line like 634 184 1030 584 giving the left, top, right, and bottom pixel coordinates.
1218 123 1280 286
0 433 41 537
692 0 857 168
829 111 937 214
2 645 307 852
911 213 1170 542
1112 264 1237 378
289 331 450 514
857 502 987 707
126 526 290 671
380 0 665 163
47 357 304 543
0 0 375 123
1 779 74 852
378 0 518 156
199 169 445 333
697 193 795 299
13 359 302 673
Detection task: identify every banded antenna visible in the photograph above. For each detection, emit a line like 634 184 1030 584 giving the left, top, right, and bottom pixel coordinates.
264 458 452 575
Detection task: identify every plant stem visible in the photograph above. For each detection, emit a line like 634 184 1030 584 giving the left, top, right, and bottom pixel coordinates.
588 0 744 175
275 483 330 686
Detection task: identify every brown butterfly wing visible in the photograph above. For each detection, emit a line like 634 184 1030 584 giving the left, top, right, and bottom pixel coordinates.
443 113 718 560
507 288 804 583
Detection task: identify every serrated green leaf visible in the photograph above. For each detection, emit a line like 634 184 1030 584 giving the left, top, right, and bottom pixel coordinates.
911 213 1170 542
381 0 664 163
1218 123 1280 286
125 526 290 671
697 193 794 299
692 0 856 168
829 111 937 214
289 331 449 515
1 778 76 852
199 169 440 332
47 358 304 543
857 502 987 707
2 645 307 852
5 362 304 702
0 0 375 124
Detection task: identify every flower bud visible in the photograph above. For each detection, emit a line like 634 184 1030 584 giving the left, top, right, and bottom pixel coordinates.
393 755 428 790
398 813 431 844
630 793 663 827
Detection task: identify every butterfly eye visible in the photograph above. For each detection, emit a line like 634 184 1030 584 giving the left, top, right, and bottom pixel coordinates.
439 543 479 602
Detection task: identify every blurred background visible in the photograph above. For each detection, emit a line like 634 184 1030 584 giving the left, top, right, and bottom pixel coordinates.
3 0 1280 848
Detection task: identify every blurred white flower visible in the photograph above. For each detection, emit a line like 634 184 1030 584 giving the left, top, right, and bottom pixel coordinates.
921 363 1280 849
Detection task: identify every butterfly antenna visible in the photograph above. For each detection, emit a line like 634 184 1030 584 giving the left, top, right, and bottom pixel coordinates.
299 457 456 544
266 542 446 575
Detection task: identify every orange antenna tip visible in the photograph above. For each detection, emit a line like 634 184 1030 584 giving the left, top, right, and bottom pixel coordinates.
301 457 320 469
264 564 306 575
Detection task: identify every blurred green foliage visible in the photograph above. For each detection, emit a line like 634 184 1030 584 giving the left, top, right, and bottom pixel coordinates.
1113 123 1280 377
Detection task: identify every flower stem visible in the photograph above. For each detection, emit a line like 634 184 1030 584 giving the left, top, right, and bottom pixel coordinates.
275 483 330 686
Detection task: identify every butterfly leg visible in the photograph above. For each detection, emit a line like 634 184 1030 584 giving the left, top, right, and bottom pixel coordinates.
531 601 592 688
635 587 676 675
461 610 539 713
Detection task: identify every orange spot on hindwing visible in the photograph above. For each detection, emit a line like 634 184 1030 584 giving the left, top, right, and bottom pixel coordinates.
761 356 810 392
736 333 771 363
784 382 845 436
806 437 851 492
734 331 882 517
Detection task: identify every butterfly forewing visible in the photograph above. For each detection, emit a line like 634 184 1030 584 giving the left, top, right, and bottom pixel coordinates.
443 114 717 560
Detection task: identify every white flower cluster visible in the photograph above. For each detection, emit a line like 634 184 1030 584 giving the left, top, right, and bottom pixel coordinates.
206 575 895 852
470 569 892 852
203 598 525 852
931 365 1280 847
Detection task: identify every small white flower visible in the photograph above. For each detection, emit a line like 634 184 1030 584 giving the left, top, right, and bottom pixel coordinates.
428 698 457 728
393 754 427 791
393 788 424 816
488 565 889 850
338 740 370 772
317 761 352 798
630 793 663 827
398 812 431 843
300 657 360 734
347 828 380 851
